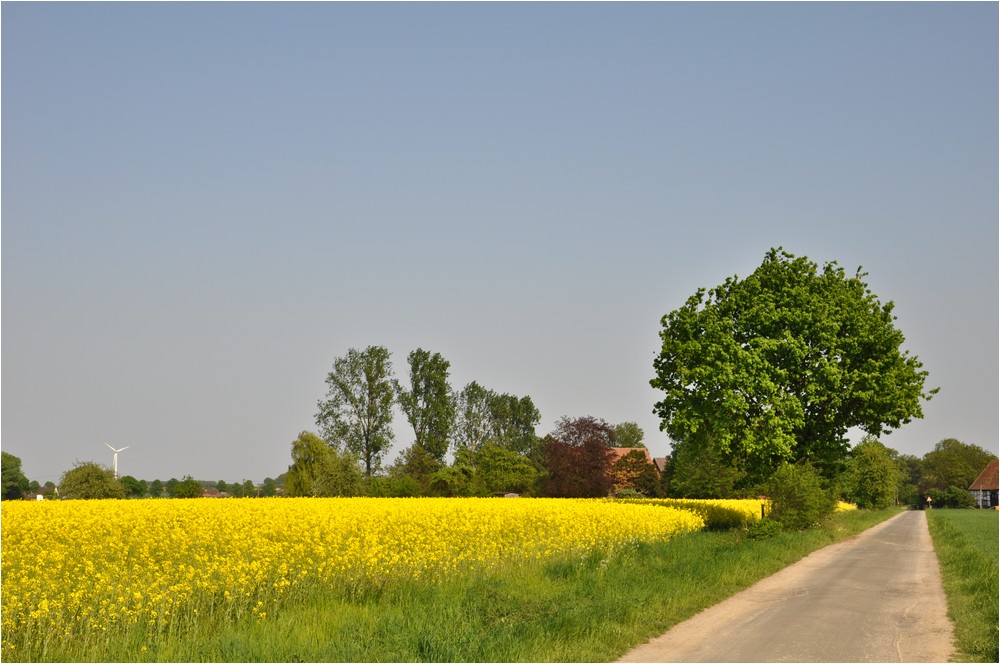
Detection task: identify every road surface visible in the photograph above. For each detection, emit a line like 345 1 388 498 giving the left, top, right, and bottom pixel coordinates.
618 510 953 663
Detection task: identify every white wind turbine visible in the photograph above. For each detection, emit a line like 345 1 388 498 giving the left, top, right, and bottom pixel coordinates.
105 443 129 479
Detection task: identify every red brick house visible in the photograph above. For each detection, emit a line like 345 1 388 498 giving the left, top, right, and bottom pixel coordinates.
969 459 999 509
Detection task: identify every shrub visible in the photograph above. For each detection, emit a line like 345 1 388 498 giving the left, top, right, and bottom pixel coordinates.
765 462 836 530
746 518 783 540
365 475 423 497
927 486 977 509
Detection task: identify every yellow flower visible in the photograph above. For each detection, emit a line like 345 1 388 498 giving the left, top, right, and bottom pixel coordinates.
2 496 713 651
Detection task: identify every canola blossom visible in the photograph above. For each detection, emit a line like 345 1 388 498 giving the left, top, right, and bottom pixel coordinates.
614 497 766 529
1 497 704 652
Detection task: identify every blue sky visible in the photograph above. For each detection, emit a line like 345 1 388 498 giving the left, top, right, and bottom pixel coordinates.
3 3 997 484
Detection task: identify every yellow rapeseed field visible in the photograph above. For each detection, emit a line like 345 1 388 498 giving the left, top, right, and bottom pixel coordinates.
1 497 704 653
614 497 766 529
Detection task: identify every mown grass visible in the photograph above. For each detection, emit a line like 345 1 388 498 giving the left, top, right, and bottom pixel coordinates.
926 509 999 663
26 507 900 662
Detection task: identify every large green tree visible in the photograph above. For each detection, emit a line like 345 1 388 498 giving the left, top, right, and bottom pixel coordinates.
452 381 541 456
312 448 364 497
169 475 203 498
453 381 493 452
921 438 996 492
892 452 923 507
2 451 30 500
486 392 541 456
652 248 936 480
285 431 335 497
844 436 900 509
388 443 442 495
613 422 646 448
668 435 745 498
316 346 396 477
58 462 126 499
473 444 538 495
118 475 146 498
395 349 456 462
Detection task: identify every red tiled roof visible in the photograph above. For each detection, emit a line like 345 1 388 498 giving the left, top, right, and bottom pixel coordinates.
609 447 654 465
969 459 999 491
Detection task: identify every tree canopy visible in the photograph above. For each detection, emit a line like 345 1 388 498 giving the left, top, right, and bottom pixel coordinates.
316 346 396 477
169 475 203 498
844 436 899 509
395 348 456 462
452 381 540 455
285 431 334 497
613 422 646 448
541 416 615 497
58 462 126 500
921 438 996 491
652 248 936 480
2 451 30 501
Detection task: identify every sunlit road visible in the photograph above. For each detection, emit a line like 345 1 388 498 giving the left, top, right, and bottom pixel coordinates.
618 510 953 663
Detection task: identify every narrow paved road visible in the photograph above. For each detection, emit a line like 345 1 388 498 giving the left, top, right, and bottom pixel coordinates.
618 510 953 663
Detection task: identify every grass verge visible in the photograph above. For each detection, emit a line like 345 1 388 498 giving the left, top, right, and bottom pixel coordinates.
24 507 900 662
926 509 999 663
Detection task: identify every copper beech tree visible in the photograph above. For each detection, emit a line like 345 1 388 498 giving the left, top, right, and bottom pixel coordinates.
542 416 615 497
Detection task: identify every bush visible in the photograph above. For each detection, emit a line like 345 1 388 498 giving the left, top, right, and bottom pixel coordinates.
927 486 977 509
746 518 783 540
365 475 423 497
765 462 836 530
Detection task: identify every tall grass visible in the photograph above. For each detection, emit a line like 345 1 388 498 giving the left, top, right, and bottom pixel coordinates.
926 509 999 663
20 507 900 662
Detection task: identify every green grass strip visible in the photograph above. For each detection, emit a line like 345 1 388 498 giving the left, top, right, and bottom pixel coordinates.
926 509 999 663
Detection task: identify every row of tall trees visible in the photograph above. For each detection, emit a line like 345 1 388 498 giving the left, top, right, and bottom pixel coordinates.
286 413 654 499
313 346 542 477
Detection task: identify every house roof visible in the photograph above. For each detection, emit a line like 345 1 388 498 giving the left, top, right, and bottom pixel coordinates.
969 459 999 491
653 457 669 473
609 447 654 465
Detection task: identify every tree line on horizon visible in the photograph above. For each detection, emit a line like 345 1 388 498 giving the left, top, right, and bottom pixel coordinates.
2 249 995 509
2 432 993 509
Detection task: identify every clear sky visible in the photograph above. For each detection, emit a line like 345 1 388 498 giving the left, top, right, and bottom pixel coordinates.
3 3 997 485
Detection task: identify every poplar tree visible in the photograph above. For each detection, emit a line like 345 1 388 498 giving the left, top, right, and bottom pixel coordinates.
316 346 396 477
395 348 456 462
